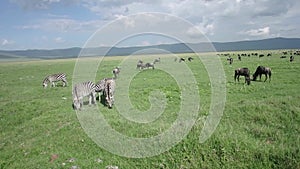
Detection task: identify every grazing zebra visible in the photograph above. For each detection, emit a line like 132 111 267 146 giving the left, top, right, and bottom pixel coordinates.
145 62 155 69
42 73 67 88
112 67 120 78
153 58 160 64
95 78 107 102
104 78 116 108
234 68 251 85
72 81 96 110
136 60 146 70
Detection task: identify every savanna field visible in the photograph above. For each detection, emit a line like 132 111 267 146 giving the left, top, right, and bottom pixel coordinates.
0 50 299 168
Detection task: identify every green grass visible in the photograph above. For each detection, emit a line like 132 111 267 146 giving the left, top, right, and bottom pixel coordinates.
0 51 299 168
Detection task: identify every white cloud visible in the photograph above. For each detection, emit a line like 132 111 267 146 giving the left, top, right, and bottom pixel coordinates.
1 39 15 46
244 27 270 36
19 18 104 33
54 37 65 43
10 0 77 10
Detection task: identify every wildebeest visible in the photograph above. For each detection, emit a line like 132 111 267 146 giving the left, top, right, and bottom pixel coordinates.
252 66 272 82
227 57 233 64
259 54 264 58
234 68 251 85
280 56 287 58
188 57 193 62
290 56 294 62
179 58 185 62
238 55 241 61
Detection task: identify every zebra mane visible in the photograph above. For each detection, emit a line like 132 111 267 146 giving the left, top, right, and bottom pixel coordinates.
43 76 50 83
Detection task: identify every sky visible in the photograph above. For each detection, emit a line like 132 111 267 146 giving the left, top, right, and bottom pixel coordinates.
0 0 300 50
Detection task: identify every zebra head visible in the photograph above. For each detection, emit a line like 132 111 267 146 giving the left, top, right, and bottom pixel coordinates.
106 95 114 108
42 82 48 88
42 77 49 88
72 98 82 110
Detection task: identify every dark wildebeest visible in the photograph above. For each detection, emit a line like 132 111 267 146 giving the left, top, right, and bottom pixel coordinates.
252 66 272 82
238 55 241 61
234 68 251 85
188 57 193 62
227 57 233 64
290 56 294 62
259 54 264 58
179 58 185 62
280 56 287 58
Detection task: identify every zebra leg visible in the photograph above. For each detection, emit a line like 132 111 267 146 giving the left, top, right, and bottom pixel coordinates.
92 92 96 104
88 94 92 105
63 79 68 87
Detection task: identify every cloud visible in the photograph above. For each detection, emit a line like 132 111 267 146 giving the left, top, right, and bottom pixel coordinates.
1 39 15 46
54 37 65 43
19 18 104 33
243 27 270 36
9 0 78 10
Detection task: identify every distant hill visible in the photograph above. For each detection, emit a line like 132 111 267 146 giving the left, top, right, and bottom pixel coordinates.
0 37 299 59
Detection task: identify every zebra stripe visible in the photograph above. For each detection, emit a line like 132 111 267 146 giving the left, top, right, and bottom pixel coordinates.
145 62 155 69
42 73 67 88
104 78 116 108
72 81 96 110
95 78 107 102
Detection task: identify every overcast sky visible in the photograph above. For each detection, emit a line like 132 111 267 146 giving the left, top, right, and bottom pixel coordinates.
0 0 299 50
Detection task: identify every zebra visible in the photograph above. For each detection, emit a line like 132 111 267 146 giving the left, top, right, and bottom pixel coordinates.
153 58 160 64
104 78 116 108
42 73 67 88
137 61 146 70
72 81 96 110
112 67 120 78
145 62 155 69
95 78 110 102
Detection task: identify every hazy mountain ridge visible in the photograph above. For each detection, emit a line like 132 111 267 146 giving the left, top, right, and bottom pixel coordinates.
0 37 299 59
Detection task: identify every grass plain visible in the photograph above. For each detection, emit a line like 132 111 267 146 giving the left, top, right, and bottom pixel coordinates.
0 50 299 168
